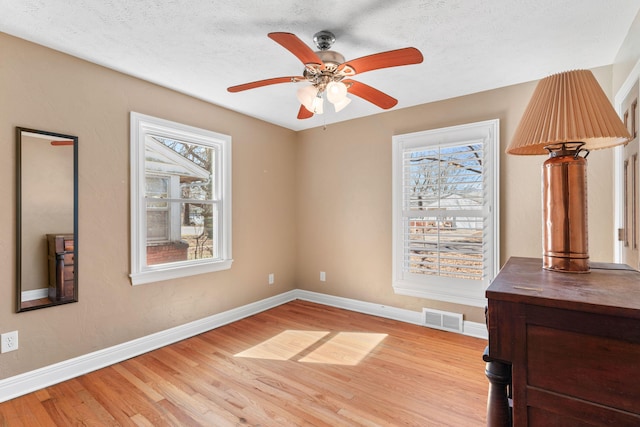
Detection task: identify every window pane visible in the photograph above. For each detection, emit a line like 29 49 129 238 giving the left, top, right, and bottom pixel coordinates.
146 201 218 266
404 216 483 279
144 135 218 267
402 143 485 280
182 202 218 261
404 144 483 212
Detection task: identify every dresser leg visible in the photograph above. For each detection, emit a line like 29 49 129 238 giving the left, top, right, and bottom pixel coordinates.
484 347 511 426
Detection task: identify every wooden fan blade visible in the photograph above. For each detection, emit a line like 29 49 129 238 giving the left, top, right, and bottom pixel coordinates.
344 79 398 109
268 32 324 68
227 76 304 92
297 105 313 119
339 47 423 75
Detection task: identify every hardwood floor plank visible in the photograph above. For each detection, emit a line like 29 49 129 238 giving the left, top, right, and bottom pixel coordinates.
155 398 202 426
121 359 238 426
6 393 55 427
72 387 121 426
0 401 26 427
110 364 165 403
170 344 339 426
0 300 488 426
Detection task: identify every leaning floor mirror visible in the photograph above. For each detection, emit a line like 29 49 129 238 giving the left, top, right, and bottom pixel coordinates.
17 127 78 312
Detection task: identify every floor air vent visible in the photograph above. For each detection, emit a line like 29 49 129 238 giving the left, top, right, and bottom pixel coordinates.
422 308 463 333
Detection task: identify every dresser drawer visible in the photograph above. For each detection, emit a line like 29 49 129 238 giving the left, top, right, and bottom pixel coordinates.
62 279 75 298
63 253 74 265
63 265 74 279
527 324 640 414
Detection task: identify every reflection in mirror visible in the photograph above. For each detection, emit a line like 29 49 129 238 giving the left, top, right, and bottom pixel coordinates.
17 128 78 312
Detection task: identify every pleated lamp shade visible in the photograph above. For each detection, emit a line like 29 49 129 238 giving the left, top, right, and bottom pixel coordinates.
507 69 631 155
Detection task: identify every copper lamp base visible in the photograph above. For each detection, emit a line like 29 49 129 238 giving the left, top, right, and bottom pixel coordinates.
542 253 590 273
542 143 590 273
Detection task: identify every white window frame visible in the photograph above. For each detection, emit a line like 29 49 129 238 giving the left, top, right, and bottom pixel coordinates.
130 112 232 285
392 119 499 307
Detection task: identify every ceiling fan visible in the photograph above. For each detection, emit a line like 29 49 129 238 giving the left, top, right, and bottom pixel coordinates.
227 31 424 119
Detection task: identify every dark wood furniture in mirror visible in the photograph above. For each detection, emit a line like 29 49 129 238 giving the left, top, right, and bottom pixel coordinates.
17 128 78 312
486 257 640 426
47 234 75 302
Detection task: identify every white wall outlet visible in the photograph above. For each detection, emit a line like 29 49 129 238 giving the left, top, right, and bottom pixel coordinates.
268 273 274 285
320 271 326 282
1 331 18 353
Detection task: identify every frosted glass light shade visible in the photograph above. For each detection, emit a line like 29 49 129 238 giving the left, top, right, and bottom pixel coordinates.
507 69 631 155
333 97 351 112
297 85 318 112
297 85 324 114
326 81 348 104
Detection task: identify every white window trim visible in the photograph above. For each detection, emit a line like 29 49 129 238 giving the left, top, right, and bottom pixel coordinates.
130 112 233 286
392 119 499 307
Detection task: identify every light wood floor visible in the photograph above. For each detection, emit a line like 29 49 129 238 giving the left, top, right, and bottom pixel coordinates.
0 300 488 426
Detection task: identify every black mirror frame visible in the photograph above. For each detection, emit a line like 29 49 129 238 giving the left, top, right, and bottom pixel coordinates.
16 127 78 312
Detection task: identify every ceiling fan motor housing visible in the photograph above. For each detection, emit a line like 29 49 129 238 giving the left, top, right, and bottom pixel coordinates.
317 50 345 70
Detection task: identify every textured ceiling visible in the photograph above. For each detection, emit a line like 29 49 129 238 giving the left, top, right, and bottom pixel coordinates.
1 0 639 131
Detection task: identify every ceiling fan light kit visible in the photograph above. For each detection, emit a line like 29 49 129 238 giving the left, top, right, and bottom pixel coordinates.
296 85 317 111
228 30 423 119
326 81 348 103
333 95 352 113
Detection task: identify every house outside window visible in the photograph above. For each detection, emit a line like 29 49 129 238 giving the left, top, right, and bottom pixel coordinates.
130 112 232 285
392 119 499 307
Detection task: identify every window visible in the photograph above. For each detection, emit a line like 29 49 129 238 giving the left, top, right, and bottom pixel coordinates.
392 120 499 307
130 112 232 285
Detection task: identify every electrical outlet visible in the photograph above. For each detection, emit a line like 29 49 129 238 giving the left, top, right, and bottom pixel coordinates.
268 273 275 285
320 271 326 282
1 331 18 353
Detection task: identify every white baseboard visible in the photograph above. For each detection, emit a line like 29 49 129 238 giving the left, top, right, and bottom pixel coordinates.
295 289 424 325
0 289 486 403
463 320 489 339
296 290 488 339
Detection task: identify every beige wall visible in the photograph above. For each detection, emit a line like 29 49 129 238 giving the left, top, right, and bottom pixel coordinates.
1 12 638 379
613 10 640 94
295 67 617 325
0 33 298 379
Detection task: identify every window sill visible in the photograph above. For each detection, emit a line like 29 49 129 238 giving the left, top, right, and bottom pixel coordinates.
392 278 487 307
130 259 233 286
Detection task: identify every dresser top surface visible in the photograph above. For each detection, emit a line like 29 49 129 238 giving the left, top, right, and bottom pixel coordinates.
487 257 640 315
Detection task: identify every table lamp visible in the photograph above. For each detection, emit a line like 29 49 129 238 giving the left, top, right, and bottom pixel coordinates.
507 69 631 272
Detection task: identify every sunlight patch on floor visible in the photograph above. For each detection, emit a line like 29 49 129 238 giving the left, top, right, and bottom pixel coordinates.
234 330 329 360
299 332 387 366
235 330 387 365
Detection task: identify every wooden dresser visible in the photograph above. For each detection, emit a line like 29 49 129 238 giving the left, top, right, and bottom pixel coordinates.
47 234 75 302
485 257 640 426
